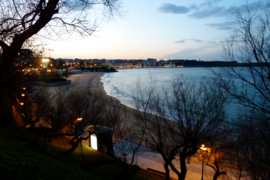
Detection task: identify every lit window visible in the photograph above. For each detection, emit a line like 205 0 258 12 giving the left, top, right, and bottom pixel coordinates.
91 134 97 150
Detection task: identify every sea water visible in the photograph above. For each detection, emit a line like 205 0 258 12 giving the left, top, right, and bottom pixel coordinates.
102 67 262 122
101 67 237 114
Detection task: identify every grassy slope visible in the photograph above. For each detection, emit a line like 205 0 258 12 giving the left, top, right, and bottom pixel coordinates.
0 123 165 180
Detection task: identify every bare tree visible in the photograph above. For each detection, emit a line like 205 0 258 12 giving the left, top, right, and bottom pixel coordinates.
20 83 104 154
214 1 270 179
19 85 54 150
216 0 270 116
51 86 103 156
101 91 145 179
0 0 120 69
135 74 228 180
234 111 270 179
0 0 121 125
205 148 227 180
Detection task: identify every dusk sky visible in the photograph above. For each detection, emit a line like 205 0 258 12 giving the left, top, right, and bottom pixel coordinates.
48 0 260 60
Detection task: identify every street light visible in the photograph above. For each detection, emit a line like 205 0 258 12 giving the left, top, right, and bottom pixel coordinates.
200 144 207 151
200 144 207 180
77 117 83 121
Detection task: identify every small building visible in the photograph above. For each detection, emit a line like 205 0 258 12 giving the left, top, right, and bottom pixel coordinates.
86 125 114 154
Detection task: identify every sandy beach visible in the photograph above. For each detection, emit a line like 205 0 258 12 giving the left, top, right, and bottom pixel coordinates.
66 71 139 130
19 71 228 180
75 72 221 180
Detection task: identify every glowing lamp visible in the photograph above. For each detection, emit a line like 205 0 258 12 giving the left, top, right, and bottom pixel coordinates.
200 144 207 151
77 117 83 121
21 94 25 97
91 134 97 150
42 59 49 62
20 102 24 106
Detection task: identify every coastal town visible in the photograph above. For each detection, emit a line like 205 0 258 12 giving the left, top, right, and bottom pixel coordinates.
55 58 238 69
1 0 270 180
16 49 238 75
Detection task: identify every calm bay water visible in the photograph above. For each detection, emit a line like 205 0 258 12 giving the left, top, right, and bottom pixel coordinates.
101 67 248 121
102 68 220 104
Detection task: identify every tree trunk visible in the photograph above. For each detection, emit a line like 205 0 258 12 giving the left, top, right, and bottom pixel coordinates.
63 136 80 156
213 171 226 180
0 45 24 126
179 153 187 180
164 162 170 180
169 161 182 180
0 86 16 125
0 0 61 126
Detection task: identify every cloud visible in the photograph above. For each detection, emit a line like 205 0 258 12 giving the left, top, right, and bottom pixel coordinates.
206 21 237 30
162 45 223 60
158 0 265 19
175 40 187 43
191 39 202 43
189 6 225 19
157 0 225 16
175 39 202 43
200 0 222 7
157 0 267 31
158 3 190 14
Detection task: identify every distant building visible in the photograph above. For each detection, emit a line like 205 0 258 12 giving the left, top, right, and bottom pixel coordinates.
163 63 175 68
112 62 133 68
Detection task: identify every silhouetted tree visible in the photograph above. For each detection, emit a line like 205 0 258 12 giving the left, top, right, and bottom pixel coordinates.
50 86 103 156
135 75 228 180
215 1 270 179
101 89 145 179
0 0 121 125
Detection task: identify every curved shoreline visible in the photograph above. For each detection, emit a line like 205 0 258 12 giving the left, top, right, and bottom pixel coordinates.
68 72 136 113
